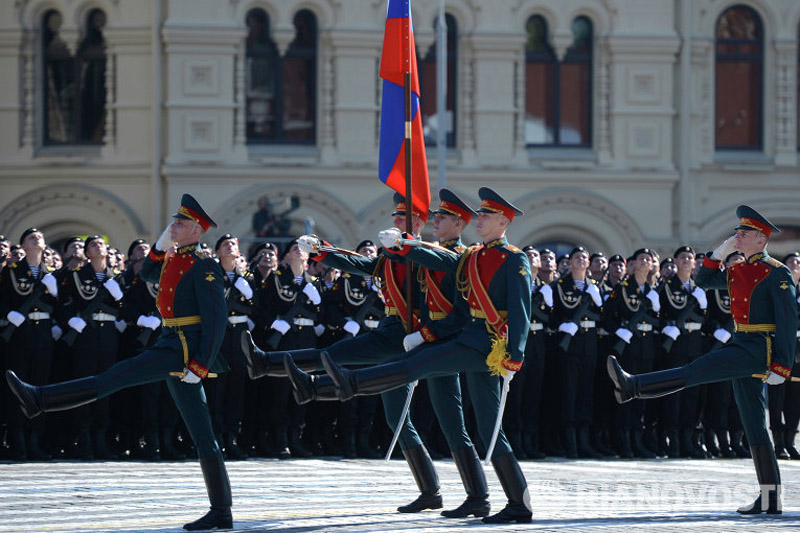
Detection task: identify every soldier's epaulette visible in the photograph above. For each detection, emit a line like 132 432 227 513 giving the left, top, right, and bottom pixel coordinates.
558 278 564 284
46 265 55 272
455 245 466 254
11 262 18 268
241 270 254 280
621 280 629 287
275 269 282 275
503 243 521 253
113 269 121 275
763 257 784 269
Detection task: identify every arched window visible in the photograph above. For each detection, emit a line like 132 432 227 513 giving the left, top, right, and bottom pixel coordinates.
525 16 592 147
43 9 107 145
715 5 763 150
245 9 317 144
418 14 457 147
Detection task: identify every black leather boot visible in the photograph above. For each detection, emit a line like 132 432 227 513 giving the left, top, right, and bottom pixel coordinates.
737 444 782 514
27 431 52 461
577 427 602 459
142 430 161 461
8 429 26 461
183 453 233 530
482 452 532 524
665 428 680 458
397 444 443 513
284 354 339 404
240 331 320 379
73 430 94 460
784 429 800 460
508 430 527 460
6 371 98 419
523 431 546 459
322 352 408 401
716 430 736 458
441 446 490 518
772 429 789 460
288 427 313 458
606 356 686 403
224 433 247 460
563 427 578 459
356 425 381 459
615 429 633 459
632 429 656 459
704 429 720 457
731 430 751 458
94 429 119 460
592 428 617 458
681 428 705 459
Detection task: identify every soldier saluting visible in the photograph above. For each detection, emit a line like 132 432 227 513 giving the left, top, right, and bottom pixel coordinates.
6 194 233 531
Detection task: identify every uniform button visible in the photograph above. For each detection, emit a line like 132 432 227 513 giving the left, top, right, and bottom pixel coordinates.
169 288 173 292
744 297 747 302
179 271 184 275
100 323 105 327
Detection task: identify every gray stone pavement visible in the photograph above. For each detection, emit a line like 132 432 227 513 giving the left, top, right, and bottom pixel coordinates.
1 457 800 532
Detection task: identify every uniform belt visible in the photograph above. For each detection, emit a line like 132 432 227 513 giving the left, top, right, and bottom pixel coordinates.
734 323 776 333
91 312 116 322
470 309 508 319
162 315 201 328
579 320 596 328
429 311 448 321
684 322 702 332
636 323 653 332
227 316 249 325
529 322 544 332
293 318 314 326
364 319 380 329
384 307 420 317
27 312 51 320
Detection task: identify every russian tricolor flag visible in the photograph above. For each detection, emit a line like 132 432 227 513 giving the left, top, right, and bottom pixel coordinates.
378 0 431 217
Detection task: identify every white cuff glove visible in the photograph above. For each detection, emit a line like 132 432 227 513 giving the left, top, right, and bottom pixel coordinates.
344 320 361 336
378 228 403 249
691 287 708 309
403 331 425 352
68 316 87 333
662 325 680 341
7 310 25 327
234 277 254 300
767 372 786 386
115 320 127 333
713 328 732 344
503 370 517 382
558 322 579 336
41 273 58 297
314 324 325 337
104 279 123 301
155 224 176 253
586 283 602 307
51 325 62 341
137 315 148 328
302 283 322 305
539 284 554 308
711 235 737 261
646 290 661 312
271 319 291 335
297 235 321 254
615 327 633 344
181 368 201 384
247 318 255 331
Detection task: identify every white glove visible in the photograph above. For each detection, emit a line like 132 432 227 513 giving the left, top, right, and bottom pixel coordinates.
314 324 325 337
558 322 579 336
297 235 320 254
403 331 425 351
539 284 554 307
646 290 661 312
691 287 708 309
149 316 162 330
615 327 633 344
137 315 149 328
41 273 58 297
767 372 786 386
271 319 291 335
115 320 127 333
586 283 602 306
68 316 87 333
181 368 201 384
713 328 732 344
378 228 402 249
7 310 25 327
711 235 737 261
155 224 176 252
104 279 123 301
344 320 361 336
234 277 253 300
246 318 255 331
662 325 680 341
302 283 321 305
51 325 62 341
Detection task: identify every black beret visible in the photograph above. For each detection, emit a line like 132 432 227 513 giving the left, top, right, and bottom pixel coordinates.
19 227 41 245
569 246 588 259
539 248 555 256
0 234 7 243
673 245 695 258
251 241 278 260
782 251 800 263
632 248 653 260
589 252 607 262
724 251 745 263
660 257 675 267
356 240 376 253
281 238 299 260
608 254 626 264
63 236 84 253
522 245 538 253
215 233 237 251
84 235 105 249
127 239 147 257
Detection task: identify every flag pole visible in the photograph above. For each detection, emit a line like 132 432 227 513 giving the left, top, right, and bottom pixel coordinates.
402 11 414 332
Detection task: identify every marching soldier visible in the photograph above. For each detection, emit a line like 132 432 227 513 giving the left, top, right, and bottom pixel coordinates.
608 205 797 514
602 248 661 458
294 187 534 524
588 252 608 282
6 194 234 530
0 228 59 461
550 246 603 458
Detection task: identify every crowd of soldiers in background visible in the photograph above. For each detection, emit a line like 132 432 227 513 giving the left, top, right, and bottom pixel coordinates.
2 224 800 465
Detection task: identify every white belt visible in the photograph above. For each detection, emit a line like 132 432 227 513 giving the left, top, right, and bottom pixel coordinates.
364 319 380 329
636 323 653 332
92 312 116 322
28 312 51 320
579 320 596 328
228 316 249 325
529 322 544 332
293 318 314 326
685 322 702 332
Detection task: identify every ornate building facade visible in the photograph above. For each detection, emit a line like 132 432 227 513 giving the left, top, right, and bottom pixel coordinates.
1 0 799 257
